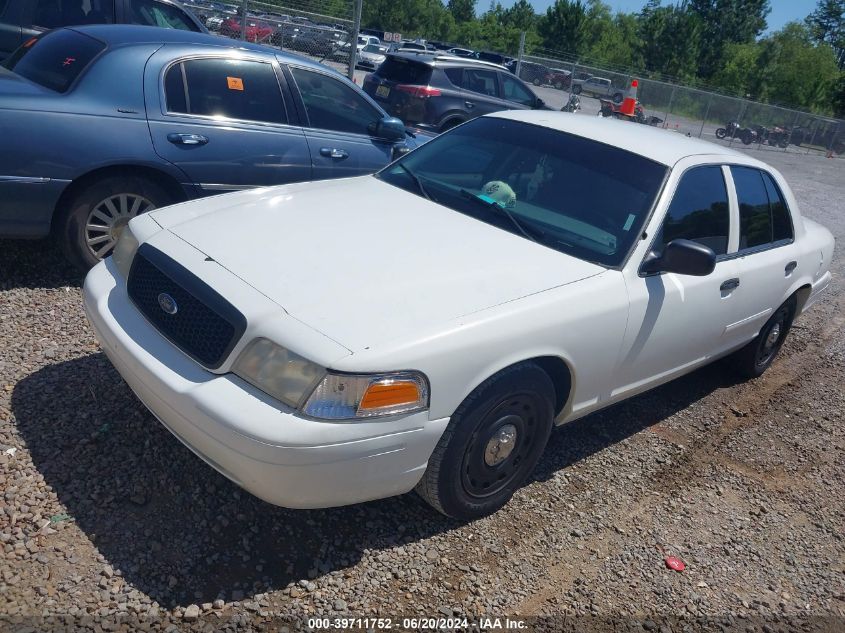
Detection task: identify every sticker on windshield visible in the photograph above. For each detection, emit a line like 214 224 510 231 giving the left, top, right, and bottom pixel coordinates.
623 213 636 231
227 76 244 91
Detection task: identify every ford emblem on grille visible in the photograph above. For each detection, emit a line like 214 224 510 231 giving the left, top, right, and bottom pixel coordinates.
157 292 178 315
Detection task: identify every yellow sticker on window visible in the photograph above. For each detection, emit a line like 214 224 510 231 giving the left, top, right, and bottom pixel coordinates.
227 77 244 91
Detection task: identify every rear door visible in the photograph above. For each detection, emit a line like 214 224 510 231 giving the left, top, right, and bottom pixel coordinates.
145 50 311 193
285 64 397 180
460 67 509 117
722 165 800 343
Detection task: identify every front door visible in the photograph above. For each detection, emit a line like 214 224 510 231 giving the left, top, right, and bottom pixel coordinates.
614 165 740 398
286 65 397 180
145 52 311 194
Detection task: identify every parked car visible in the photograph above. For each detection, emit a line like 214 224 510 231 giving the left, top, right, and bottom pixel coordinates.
289 26 345 57
549 67 571 90
0 25 423 269
219 17 273 43
0 0 206 60
446 47 475 58
83 111 833 520
571 75 624 102
513 60 552 86
363 52 548 133
474 50 510 65
356 43 387 71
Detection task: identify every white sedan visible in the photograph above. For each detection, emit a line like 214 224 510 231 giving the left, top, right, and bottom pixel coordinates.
83 112 834 520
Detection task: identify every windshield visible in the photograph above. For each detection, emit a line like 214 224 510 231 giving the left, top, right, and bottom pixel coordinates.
376 117 668 267
362 44 383 53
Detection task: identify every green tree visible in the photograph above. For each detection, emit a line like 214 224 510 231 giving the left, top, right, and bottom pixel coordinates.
688 0 770 80
503 0 538 31
537 0 590 55
637 1 702 80
448 0 477 23
806 0 845 68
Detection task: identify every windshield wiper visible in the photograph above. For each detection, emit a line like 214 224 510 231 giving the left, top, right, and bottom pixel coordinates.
459 188 541 243
397 163 432 201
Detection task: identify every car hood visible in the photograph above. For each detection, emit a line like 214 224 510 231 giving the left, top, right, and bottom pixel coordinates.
153 177 604 351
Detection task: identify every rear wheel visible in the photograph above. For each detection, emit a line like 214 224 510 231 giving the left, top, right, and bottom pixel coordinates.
439 118 464 133
415 363 555 520
731 297 796 379
56 175 173 271
532 78 541 86
554 81 563 90
612 92 623 104
572 85 582 95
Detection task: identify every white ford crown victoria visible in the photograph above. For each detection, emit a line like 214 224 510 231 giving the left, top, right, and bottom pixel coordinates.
83 111 834 520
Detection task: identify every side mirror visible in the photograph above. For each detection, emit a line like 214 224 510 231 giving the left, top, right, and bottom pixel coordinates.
370 116 406 142
641 239 716 276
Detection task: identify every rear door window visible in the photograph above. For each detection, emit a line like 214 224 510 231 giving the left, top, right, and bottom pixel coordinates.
462 68 498 97
731 166 773 250
376 57 431 84
165 58 286 124
3 29 105 93
126 0 200 31
29 0 115 29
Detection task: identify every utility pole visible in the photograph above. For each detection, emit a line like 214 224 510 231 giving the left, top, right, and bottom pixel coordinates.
348 0 363 81
516 32 525 77
240 0 249 41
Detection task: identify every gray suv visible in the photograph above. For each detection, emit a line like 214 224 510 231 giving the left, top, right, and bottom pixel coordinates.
0 0 205 60
363 52 548 133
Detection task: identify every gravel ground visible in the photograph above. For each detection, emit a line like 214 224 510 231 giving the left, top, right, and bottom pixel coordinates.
0 149 843 632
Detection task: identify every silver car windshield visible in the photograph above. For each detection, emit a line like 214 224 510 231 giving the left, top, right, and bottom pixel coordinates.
376 117 668 267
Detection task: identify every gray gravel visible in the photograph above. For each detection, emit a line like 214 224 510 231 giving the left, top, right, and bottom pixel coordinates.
1 149 843 631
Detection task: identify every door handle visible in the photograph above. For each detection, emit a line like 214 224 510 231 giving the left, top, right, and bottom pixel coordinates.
320 147 349 159
720 278 741 292
465 101 475 108
167 133 208 146
785 261 797 276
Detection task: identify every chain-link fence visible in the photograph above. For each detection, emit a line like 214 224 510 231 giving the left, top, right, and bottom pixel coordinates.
186 0 358 77
520 47 844 161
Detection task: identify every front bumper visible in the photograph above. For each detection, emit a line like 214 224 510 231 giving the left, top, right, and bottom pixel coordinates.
82 258 449 509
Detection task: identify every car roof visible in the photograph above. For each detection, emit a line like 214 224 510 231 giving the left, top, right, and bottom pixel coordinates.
388 51 507 71
488 110 748 166
64 25 332 73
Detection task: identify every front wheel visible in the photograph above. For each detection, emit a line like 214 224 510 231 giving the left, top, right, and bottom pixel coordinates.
731 297 796 379
415 363 555 520
715 127 727 139
56 175 173 271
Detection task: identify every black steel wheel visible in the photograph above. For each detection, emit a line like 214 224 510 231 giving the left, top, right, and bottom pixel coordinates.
731 297 796 379
415 362 556 520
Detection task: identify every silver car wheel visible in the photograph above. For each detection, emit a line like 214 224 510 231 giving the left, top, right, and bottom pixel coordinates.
85 193 155 259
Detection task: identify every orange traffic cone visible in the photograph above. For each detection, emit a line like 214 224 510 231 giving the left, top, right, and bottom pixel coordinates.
619 79 638 117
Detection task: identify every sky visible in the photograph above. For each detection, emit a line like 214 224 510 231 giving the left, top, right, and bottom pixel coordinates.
495 1 820 34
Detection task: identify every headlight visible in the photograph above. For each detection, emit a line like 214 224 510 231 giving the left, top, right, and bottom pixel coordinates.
112 222 139 279
233 338 326 409
232 338 429 420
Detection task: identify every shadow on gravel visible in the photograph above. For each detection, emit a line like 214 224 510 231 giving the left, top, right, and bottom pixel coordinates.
12 352 740 609
0 239 82 290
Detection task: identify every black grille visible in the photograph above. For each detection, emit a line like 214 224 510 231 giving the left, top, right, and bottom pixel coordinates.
127 245 246 369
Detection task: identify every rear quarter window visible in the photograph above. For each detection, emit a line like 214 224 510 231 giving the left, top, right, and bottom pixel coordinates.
377 57 432 84
2 30 105 93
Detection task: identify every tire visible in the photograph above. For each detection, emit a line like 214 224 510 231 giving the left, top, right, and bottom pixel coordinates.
715 127 727 139
415 362 556 520
56 175 173 271
611 92 623 104
731 297 796 380
572 85 582 95
554 81 562 90
532 78 541 86
741 130 755 145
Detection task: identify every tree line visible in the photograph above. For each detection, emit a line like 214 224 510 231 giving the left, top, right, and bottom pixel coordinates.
354 0 845 118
